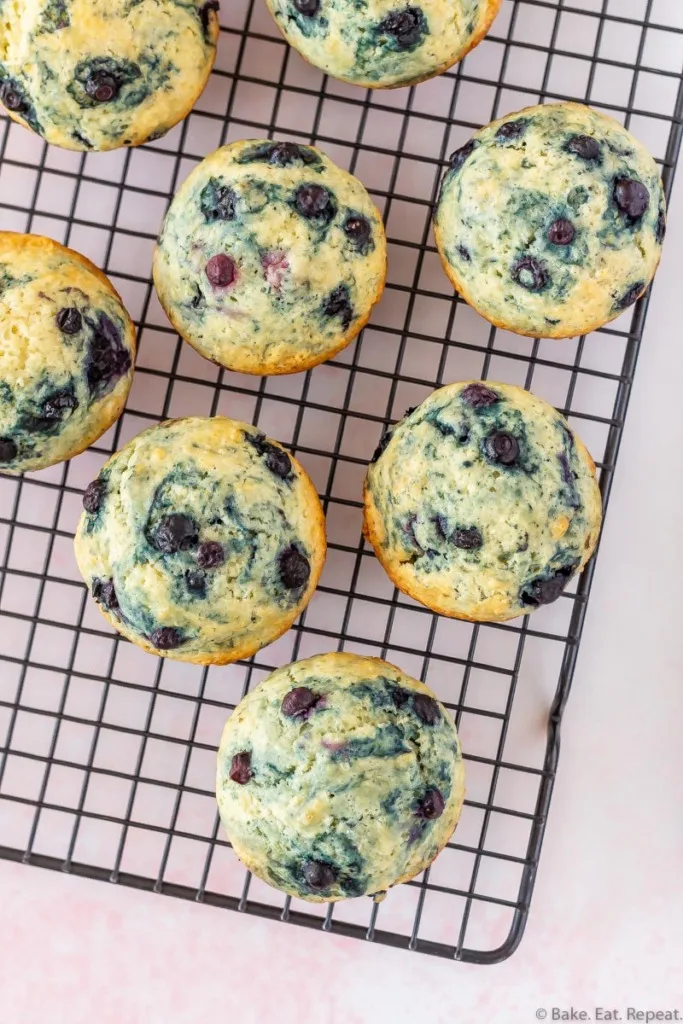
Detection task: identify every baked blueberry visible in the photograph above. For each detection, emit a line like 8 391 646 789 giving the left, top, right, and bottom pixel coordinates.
185 570 207 595
154 514 198 554
294 0 319 13
294 184 336 223
74 417 325 664
56 307 83 334
323 284 354 329
496 118 529 141
547 219 575 246
245 431 292 479
512 257 549 293
197 541 225 569
376 7 427 50
461 382 499 408
434 103 665 339
566 135 601 161
452 527 483 550
200 179 237 222
413 693 440 725
614 177 650 221
281 686 322 719
520 564 577 607
91 578 118 610
229 751 252 785
416 788 445 819
149 626 185 650
85 313 133 396
303 860 337 890
199 0 221 34
0 438 18 462
364 381 602 622
205 254 236 289
616 283 645 310
216 652 465 901
448 140 477 173
344 216 372 249
83 479 106 514
84 70 120 104
279 544 311 590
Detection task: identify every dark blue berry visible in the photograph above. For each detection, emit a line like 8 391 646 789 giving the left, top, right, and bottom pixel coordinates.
614 177 650 221
496 119 529 141
413 694 440 726
303 860 336 890
512 256 549 292
281 687 323 719
56 307 82 334
154 514 198 554
278 545 311 590
566 135 601 162
84 70 119 103
196 541 225 569
83 479 105 513
485 432 519 466
200 179 237 222
616 282 645 310
377 7 425 49
520 565 577 608
548 219 575 246
448 139 476 172
416 788 445 819
149 627 185 650
323 284 354 329
91 578 118 610
295 184 336 223
246 431 292 479
461 383 499 408
229 751 252 784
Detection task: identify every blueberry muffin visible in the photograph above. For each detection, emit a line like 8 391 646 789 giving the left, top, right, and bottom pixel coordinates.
216 652 465 902
74 417 326 665
153 140 387 375
265 0 501 89
434 103 666 339
0 233 135 475
364 382 602 623
0 0 220 151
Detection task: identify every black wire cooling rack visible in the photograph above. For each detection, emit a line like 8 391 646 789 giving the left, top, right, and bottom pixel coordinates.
0 0 682 966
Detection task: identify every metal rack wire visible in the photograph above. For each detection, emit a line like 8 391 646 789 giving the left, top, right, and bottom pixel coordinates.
1 0 682 964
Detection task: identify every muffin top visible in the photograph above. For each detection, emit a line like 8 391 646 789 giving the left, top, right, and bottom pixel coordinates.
364 381 603 622
153 140 387 375
74 417 326 665
434 103 665 338
0 233 135 474
0 0 220 150
217 652 465 902
265 0 501 89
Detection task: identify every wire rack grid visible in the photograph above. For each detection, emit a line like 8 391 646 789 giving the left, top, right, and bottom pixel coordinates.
0 0 682 966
